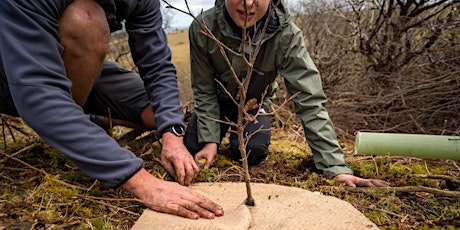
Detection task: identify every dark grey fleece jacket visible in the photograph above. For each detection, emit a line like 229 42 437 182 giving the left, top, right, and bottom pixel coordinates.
0 0 183 188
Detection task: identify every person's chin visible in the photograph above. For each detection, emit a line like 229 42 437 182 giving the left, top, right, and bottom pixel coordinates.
237 21 255 28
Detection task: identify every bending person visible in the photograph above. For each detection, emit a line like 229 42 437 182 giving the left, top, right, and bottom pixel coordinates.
184 0 388 187
0 0 223 219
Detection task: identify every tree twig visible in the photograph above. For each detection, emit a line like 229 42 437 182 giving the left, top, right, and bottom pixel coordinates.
338 186 460 198
411 174 460 184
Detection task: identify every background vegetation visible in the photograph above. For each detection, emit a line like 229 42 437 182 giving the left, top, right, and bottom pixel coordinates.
1 0 459 229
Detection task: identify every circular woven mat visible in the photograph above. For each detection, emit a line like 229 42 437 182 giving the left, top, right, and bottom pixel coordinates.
132 182 378 230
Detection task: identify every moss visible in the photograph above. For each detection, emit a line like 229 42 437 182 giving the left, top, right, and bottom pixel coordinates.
270 140 309 159
365 211 387 225
76 217 116 230
348 161 377 178
75 206 94 217
4 138 44 154
388 163 412 178
214 155 237 168
429 167 448 175
411 163 429 174
290 160 301 170
415 222 433 230
36 209 63 223
61 170 94 184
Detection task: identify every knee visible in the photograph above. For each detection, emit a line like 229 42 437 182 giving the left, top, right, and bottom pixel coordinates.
230 142 269 166
246 143 269 166
59 0 110 60
141 105 156 129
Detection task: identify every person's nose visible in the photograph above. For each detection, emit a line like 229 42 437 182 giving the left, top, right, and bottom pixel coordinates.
243 0 255 9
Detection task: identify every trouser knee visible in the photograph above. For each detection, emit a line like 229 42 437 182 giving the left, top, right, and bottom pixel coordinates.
228 108 271 166
230 140 270 166
59 0 110 61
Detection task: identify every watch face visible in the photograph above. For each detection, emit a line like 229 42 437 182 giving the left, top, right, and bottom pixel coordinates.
171 125 185 136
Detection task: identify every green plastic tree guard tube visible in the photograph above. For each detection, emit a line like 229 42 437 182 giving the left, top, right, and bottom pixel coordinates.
355 132 460 160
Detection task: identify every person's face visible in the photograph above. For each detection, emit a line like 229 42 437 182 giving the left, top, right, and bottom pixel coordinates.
225 0 270 28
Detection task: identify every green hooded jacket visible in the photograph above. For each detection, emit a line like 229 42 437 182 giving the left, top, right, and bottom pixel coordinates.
188 0 352 177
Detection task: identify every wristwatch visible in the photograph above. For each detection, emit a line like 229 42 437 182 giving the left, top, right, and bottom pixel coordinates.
162 125 185 137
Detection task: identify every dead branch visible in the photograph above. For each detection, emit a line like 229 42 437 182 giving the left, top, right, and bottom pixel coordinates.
266 91 301 116
76 195 141 216
411 174 460 185
342 186 460 198
1 149 90 191
0 144 35 163
1 114 33 147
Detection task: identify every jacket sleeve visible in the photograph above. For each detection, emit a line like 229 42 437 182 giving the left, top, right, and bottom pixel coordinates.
277 24 353 178
0 0 142 188
188 20 222 144
124 0 184 133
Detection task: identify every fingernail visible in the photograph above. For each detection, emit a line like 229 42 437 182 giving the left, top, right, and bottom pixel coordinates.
215 209 224 216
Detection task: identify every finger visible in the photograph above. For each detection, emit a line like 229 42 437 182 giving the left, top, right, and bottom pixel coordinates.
151 203 200 220
180 190 224 217
356 179 375 187
194 152 204 161
336 176 357 187
194 196 224 217
344 180 357 187
175 164 186 185
371 179 390 187
183 162 198 186
161 161 177 181
184 202 216 219
204 156 215 169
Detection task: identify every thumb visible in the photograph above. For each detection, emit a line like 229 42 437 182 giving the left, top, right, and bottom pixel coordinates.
346 181 357 187
204 158 214 169
162 161 177 181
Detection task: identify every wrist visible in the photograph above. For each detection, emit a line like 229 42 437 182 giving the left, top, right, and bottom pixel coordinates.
161 124 185 137
203 142 218 151
122 168 156 191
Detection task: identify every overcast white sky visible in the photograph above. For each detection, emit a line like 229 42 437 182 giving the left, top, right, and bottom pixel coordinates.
162 0 215 30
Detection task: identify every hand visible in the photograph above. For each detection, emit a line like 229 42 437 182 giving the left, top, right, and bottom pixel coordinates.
160 133 199 185
122 168 224 219
334 174 389 187
194 143 218 169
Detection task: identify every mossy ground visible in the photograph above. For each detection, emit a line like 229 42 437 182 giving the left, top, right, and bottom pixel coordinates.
1 29 459 229
1 118 459 229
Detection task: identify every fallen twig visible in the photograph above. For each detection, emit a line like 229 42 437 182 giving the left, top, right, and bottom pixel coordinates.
0 144 35 163
1 150 89 191
411 174 460 184
340 186 460 198
77 195 141 216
